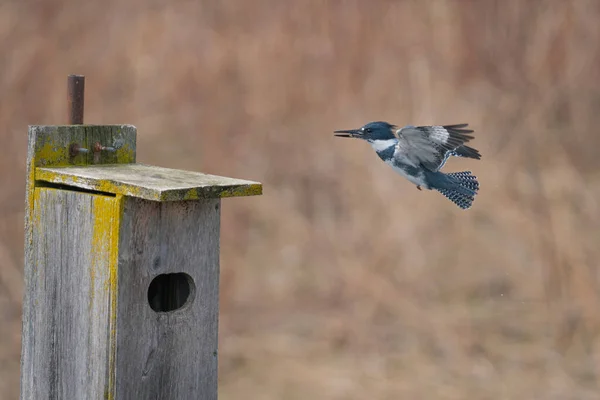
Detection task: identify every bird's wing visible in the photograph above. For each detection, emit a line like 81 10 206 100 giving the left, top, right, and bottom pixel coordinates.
438 144 482 170
395 124 476 171
451 144 481 160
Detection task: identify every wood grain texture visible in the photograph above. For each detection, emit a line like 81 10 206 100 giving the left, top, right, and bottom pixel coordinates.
21 188 119 399
29 125 137 168
22 125 133 400
114 197 221 399
23 125 136 297
36 163 262 200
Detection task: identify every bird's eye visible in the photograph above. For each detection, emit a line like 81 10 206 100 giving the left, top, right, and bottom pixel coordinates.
364 128 372 133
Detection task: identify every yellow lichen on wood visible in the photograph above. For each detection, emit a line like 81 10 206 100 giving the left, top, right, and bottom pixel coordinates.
87 192 124 400
219 184 263 198
107 195 124 400
35 138 72 167
114 143 135 164
90 196 114 304
183 188 200 200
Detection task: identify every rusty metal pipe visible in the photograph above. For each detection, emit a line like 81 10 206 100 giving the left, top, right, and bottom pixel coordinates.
67 75 85 124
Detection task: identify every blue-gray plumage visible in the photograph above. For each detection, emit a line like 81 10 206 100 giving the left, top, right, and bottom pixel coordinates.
334 121 481 209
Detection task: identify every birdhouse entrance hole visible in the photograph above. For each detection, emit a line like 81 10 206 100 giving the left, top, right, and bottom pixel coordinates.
148 273 195 312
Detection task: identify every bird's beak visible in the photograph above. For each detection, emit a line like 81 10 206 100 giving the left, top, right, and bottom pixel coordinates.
334 129 362 138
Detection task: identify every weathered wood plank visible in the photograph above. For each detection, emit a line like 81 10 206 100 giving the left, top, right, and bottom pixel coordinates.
23 125 136 282
20 188 120 399
114 197 220 399
36 163 262 201
22 125 134 399
29 125 137 168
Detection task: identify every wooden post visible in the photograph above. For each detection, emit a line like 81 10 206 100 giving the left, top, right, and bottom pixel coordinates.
20 125 261 399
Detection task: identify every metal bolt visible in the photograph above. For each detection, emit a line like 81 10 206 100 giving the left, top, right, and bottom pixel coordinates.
93 142 116 153
69 143 89 157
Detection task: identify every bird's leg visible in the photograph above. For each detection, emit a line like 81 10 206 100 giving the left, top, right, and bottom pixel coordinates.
416 185 422 191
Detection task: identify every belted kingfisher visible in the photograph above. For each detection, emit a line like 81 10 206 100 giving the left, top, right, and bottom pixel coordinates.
334 121 481 209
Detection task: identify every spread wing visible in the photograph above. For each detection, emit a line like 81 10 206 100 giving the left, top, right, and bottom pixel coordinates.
395 123 479 171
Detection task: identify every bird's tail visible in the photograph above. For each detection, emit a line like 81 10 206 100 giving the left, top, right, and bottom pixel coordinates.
434 171 479 210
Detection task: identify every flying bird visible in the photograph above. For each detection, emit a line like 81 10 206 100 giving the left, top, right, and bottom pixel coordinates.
334 121 481 209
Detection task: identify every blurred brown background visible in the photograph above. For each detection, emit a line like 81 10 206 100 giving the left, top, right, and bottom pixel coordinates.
2 0 600 399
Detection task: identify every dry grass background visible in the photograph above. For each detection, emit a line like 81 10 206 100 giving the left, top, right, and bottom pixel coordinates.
1 0 600 399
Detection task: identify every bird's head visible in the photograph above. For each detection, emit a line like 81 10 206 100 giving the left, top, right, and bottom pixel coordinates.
334 121 397 143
